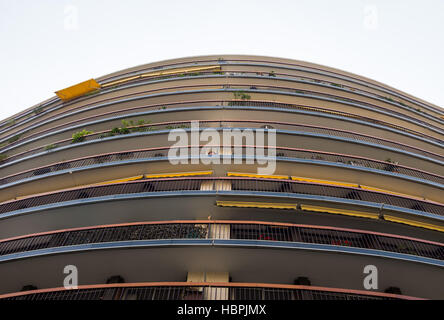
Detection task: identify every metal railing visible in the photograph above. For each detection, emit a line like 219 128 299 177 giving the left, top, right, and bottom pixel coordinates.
0 177 442 216
0 221 442 260
1 117 442 167
4 92 439 155
2 82 443 153
0 146 443 187
0 282 422 300
97 57 444 116
2 59 442 135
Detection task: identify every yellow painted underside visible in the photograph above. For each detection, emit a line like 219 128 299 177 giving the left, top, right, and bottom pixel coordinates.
92 175 144 185
102 65 221 88
384 215 444 233
291 176 359 188
145 171 213 179
228 172 289 180
55 79 101 101
300 204 380 219
216 200 297 210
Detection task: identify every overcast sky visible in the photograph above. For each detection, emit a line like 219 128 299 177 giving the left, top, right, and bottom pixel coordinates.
1 0 443 120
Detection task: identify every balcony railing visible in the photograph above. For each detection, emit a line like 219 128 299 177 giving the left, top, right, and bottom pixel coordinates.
2 82 443 154
1 146 443 187
1 117 442 167
0 282 424 300
2 58 442 134
97 57 443 116
0 221 442 261
0 177 442 217
4 92 439 155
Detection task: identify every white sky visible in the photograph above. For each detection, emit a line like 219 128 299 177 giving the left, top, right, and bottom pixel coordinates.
0 0 443 120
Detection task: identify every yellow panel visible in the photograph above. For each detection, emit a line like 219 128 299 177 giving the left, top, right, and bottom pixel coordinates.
12 175 145 200
102 65 221 88
55 79 101 101
228 172 289 180
384 215 444 233
216 200 297 210
291 176 359 188
142 65 221 78
93 175 144 186
145 171 213 179
360 185 427 201
102 75 141 87
300 204 379 219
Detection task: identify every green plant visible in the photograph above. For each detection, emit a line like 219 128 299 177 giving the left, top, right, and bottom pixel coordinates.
269 71 276 77
7 134 21 144
111 127 130 135
71 130 93 143
111 127 121 135
121 119 130 128
233 91 251 100
33 106 44 115
165 124 190 130
44 144 58 151
398 101 408 107
331 83 342 88
0 153 7 162
6 119 15 127
120 127 130 134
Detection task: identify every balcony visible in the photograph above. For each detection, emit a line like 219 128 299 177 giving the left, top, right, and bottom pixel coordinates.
1 90 443 158
0 221 442 263
1 120 442 180
3 59 442 140
1 146 442 200
0 282 424 300
0 177 442 218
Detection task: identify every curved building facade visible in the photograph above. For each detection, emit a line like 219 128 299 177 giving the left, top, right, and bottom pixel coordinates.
0 55 442 300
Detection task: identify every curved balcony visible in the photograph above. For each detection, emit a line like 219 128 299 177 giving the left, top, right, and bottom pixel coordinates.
1 83 442 149
1 146 442 188
5 97 442 149
3 81 441 149
0 177 442 218
99 57 443 116
2 56 442 135
0 221 442 263
85 58 444 120
1 119 442 169
0 282 424 300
